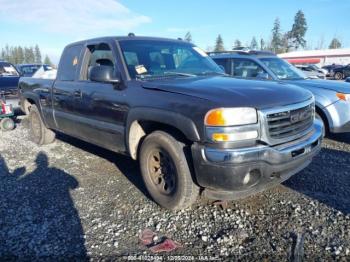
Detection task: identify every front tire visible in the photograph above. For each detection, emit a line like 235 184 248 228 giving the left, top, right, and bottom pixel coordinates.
29 104 55 145
139 131 199 210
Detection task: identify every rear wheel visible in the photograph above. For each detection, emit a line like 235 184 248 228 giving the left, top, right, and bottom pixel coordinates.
139 131 199 210
334 72 343 80
0 118 15 131
29 104 55 145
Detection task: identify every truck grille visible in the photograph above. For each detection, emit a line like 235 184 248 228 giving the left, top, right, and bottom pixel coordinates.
266 103 314 139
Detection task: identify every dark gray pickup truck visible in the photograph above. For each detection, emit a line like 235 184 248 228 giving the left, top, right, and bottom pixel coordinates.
19 36 323 209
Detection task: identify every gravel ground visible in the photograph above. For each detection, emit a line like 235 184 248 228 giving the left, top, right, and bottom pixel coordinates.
0 117 349 261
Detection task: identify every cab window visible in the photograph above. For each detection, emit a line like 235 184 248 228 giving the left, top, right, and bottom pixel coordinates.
82 43 114 80
58 44 83 81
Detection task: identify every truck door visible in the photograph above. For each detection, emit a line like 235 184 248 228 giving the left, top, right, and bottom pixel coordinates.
71 42 127 153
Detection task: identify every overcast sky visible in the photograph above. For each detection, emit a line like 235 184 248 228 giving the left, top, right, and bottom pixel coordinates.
0 0 349 64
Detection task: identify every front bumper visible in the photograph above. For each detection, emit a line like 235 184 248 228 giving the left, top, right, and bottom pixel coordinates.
326 100 350 133
191 119 323 200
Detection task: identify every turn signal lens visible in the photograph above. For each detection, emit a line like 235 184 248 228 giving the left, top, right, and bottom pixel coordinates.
212 131 258 142
336 93 350 102
205 108 257 126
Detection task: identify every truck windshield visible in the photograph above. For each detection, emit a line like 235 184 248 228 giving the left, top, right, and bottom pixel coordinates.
260 57 307 80
119 40 224 79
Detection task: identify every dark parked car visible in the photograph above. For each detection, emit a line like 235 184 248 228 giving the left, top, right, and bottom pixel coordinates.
322 64 343 77
345 77 350 83
16 64 51 77
0 61 20 109
19 36 322 209
332 64 350 80
211 51 350 135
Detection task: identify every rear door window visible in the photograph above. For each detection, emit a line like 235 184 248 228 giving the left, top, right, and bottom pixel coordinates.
213 58 231 74
57 45 83 81
232 58 267 79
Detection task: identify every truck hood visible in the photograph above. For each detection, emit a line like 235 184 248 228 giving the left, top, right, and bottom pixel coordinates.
142 76 312 109
285 79 350 93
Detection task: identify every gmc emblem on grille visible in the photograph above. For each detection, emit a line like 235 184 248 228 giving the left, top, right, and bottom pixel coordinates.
290 109 311 123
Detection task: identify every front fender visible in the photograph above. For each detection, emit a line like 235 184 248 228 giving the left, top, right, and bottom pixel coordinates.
126 107 201 142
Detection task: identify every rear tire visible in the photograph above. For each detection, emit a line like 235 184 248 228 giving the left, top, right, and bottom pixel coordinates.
139 131 199 210
334 72 343 80
0 118 15 131
29 104 55 145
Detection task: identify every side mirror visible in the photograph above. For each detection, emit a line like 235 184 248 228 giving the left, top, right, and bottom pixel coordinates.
89 65 121 84
256 72 270 80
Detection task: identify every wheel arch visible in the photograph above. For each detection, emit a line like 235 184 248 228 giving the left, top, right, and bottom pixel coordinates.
315 104 330 133
126 108 200 160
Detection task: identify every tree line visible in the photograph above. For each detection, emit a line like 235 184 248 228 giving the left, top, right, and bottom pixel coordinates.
184 10 343 54
0 44 53 65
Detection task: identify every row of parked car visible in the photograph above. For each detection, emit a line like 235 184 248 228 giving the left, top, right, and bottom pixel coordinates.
16 35 350 209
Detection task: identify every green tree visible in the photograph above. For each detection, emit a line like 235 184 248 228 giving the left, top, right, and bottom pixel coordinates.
329 38 342 49
214 34 225 52
34 45 42 64
233 39 242 49
289 10 307 49
260 38 265 50
44 55 53 66
184 31 192 43
271 18 283 53
17 46 24 64
250 37 258 50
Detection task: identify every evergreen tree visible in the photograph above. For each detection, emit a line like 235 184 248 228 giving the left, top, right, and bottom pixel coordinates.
271 18 283 53
250 37 258 50
329 38 342 49
17 47 24 64
260 38 265 50
44 55 52 66
34 45 42 64
184 32 192 43
214 34 225 52
289 10 307 49
233 39 242 49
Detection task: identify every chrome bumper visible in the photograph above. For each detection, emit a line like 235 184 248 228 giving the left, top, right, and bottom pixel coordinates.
204 119 322 165
191 119 323 199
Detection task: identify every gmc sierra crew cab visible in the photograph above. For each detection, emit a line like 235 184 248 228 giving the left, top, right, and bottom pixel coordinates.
19 36 323 210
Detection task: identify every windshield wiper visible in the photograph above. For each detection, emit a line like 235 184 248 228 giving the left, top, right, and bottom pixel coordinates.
197 71 228 76
163 71 196 77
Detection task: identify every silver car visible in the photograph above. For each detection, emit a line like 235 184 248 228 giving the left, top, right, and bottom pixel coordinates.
211 51 350 135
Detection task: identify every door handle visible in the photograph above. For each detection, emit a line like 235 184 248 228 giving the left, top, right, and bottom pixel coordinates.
73 89 82 98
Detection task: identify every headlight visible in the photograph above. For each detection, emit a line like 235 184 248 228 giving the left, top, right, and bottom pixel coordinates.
336 93 350 102
205 107 259 142
204 107 257 126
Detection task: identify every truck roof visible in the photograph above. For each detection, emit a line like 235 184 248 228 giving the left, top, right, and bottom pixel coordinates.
66 35 190 48
208 50 276 59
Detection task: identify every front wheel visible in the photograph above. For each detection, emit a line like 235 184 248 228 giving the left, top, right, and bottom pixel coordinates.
139 131 199 210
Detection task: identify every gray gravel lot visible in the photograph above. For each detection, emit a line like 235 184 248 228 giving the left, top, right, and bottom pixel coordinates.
0 116 349 261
